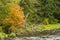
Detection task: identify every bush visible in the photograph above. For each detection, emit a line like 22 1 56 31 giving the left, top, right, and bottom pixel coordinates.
42 18 49 25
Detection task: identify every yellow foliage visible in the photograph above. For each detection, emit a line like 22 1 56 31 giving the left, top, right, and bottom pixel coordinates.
2 1 25 32
42 18 49 25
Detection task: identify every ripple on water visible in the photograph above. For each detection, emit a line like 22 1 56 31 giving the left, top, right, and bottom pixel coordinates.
13 35 60 40
4 35 60 40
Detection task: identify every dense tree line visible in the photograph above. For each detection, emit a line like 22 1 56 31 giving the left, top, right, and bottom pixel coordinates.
0 0 60 34
21 0 60 24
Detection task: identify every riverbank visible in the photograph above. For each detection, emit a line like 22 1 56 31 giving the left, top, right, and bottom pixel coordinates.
0 23 60 38
16 23 60 37
17 28 60 37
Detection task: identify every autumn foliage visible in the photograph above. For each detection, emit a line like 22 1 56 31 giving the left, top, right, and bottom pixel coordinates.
2 1 25 32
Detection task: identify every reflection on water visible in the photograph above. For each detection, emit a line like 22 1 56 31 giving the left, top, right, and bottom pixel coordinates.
4 35 60 40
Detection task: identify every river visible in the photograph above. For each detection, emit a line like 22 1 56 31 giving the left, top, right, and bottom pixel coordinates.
14 34 60 40
3 34 60 40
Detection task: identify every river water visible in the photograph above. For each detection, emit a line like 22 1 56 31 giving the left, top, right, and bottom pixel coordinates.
4 34 60 40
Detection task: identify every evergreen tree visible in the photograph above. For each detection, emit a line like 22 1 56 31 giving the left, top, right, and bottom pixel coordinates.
21 0 60 24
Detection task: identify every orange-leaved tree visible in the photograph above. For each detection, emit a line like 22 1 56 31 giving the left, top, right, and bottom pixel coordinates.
2 0 25 33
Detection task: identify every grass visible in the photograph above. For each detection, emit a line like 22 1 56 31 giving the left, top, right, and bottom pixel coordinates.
44 23 60 30
25 23 60 32
0 32 16 38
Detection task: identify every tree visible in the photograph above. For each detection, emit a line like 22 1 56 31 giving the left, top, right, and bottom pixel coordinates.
0 0 25 33
21 0 60 24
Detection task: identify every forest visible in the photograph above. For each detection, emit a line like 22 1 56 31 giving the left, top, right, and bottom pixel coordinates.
0 0 60 38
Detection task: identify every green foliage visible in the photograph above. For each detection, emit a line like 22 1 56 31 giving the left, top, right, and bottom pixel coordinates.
0 32 8 38
42 18 49 25
44 23 60 30
26 27 32 31
0 26 3 32
21 0 60 24
9 33 16 37
0 0 60 38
